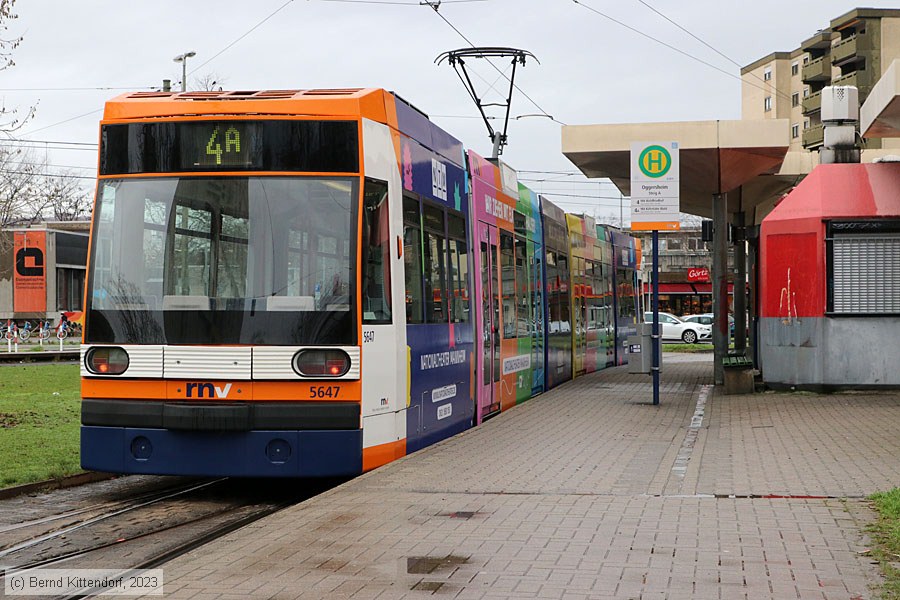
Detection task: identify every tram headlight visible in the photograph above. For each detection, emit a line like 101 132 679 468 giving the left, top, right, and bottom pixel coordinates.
85 347 129 375
293 349 351 377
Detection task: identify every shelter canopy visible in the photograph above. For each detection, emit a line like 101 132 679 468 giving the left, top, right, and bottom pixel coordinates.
562 119 789 218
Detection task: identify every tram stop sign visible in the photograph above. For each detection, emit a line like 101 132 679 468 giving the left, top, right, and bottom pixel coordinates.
630 141 680 232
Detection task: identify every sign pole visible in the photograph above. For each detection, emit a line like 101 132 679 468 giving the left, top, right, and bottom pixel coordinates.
652 229 660 406
630 141 679 407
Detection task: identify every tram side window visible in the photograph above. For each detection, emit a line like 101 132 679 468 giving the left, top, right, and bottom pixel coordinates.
585 261 597 332
546 250 560 333
403 196 424 324
598 263 612 331
362 178 392 324
515 235 530 336
557 253 571 333
423 204 448 324
617 268 636 320
500 231 516 337
447 213 469 323
531 250 543 335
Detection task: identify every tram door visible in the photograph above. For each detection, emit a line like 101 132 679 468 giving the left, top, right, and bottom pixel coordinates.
477 222 501 421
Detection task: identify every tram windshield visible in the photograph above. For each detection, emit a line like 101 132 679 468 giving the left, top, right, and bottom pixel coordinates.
86 176 358 345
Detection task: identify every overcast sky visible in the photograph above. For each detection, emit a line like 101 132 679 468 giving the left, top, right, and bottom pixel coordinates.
4 0 897 224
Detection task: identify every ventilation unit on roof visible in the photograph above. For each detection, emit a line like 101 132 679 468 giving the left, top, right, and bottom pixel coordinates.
822 86 859 123
820 86 860 164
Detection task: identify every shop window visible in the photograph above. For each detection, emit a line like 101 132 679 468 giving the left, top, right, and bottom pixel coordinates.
57 268 85 311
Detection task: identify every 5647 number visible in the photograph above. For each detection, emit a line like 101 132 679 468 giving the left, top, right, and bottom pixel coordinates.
309 386 341 399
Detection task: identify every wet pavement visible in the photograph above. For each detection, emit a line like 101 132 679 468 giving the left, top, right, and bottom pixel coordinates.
49 353 900 598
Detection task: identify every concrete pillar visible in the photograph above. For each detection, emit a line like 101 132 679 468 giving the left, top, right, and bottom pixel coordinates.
733 212 747 353
712 192 728 385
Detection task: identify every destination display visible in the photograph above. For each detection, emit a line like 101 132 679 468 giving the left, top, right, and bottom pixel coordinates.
100 120 359 175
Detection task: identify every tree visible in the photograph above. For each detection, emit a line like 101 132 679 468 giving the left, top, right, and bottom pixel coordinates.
195 72 226 92
0 0 89 232
0 147 91 228
0 0 33 134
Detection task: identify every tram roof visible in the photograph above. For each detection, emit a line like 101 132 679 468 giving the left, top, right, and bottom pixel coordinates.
101 88 401 123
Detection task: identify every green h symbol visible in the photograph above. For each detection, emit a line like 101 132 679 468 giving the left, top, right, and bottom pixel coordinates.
638 145 671 178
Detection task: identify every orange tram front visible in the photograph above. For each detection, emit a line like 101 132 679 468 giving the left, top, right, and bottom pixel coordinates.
81 90 398 477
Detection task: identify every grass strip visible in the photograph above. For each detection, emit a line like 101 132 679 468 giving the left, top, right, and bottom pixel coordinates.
662 344 714 353
0 364 82 488
869 489 900 599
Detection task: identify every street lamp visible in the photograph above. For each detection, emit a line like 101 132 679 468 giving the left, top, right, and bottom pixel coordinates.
173 51 196 92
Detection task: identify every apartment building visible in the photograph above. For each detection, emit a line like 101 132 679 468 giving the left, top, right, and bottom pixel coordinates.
741 8 900 154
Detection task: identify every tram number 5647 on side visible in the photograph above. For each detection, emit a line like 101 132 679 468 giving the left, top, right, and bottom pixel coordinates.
310 385 341 399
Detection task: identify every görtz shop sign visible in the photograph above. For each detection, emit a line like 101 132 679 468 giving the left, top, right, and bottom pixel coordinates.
687 267 710 282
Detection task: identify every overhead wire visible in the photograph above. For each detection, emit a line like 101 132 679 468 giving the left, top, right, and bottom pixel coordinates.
421 1 565 126
0 143 97 152
311 0 488 4
633 0 792 102
1 138 97 147
0 168 95 181
20 108 102 138
188 0 297 75
0 86 155 92
17 0 303 136
572 0 794 102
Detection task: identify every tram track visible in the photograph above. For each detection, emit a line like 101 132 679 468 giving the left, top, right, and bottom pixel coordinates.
0 476 345 598
0 478 226 545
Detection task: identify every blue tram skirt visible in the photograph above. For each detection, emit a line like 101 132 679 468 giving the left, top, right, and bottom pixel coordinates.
81 426 362 477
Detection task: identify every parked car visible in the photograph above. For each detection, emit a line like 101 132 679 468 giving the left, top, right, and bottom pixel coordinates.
681 314 714 327
643 311 712 344
682 313 741 337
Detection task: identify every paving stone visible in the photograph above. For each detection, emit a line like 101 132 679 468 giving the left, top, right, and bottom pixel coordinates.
115 353 895 599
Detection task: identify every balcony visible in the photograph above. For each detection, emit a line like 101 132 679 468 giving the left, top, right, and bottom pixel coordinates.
802 124 824 148
802 90 821 114
834 70 873 95
802 56 831 82
831 35 859 66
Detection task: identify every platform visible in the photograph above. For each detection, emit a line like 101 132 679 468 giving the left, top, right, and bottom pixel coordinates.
145 353 900 599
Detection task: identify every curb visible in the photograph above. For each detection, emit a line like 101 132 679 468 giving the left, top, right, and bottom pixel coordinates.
0 472 117 500
0 350 79 363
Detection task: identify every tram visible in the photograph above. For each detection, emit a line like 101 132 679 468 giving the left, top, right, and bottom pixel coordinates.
79 88 638 477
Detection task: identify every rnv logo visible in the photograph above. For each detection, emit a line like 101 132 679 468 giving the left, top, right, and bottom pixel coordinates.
185 382 233 399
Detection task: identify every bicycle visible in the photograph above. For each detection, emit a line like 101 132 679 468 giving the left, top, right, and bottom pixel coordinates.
21 320 51 342
2 320 19 341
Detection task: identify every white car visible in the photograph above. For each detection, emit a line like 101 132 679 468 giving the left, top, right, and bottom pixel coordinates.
643 311 712 344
